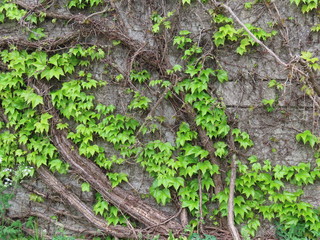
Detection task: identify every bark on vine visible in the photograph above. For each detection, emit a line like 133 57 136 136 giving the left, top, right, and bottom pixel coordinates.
32 81 183 237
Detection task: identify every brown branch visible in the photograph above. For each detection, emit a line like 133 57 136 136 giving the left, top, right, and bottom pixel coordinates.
142 208 183 233
37 166 139 239
137 75 179 135
213 0 320 100
21 182 73 205
197 127 224 194
14 0 319 103
198 172 204 235
227 154 241 240
31 81 183 235
299 60 320 96
0 104 139 239
83 5 109 22
180 208 188 228
0 105 140 239
183 102 224 195
14 0 166 69
49 127 182 234
14 1 77 21
212 0 288 67
209 1 320 111
183 104 227 228
0 32 80 51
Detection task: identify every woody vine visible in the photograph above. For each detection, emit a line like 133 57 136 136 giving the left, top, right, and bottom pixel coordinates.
0 0 319 239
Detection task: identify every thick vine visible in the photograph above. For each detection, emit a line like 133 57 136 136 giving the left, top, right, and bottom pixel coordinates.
0 0 319 239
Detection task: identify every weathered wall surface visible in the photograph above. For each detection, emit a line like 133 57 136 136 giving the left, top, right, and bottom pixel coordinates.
1 0 319 239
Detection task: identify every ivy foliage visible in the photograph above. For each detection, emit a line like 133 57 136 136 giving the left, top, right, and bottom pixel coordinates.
211 13 277 55
289 0 318 13
0 0 319 239
170 25 320 238
0 44 131 225
68 0 103 9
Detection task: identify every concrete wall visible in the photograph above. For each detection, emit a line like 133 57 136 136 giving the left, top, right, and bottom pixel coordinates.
1 0 320 238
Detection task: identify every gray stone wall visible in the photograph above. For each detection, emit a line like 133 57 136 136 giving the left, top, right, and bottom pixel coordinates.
1 0 320 238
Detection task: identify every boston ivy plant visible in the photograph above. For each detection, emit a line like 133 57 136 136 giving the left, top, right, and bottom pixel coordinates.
0 0 319 239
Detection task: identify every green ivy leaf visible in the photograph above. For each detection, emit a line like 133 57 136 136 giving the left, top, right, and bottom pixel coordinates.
49 159 66 173
50 66 64 80
182 199 199 212
81 182 91 192
150 186 171 205
86 144 100 157
48 54 61 66
181 0 191 5
107 172 129 188
35 113 52 134
202 176 215 191
27 152 47 167
216 69 228 83
29 193 44 203
93 198 109 216
19 87 44 109
197 160 213 175
28 28 46 41
56 122 69 130
296 130 318 148
248 155 258 163
213 141 228 158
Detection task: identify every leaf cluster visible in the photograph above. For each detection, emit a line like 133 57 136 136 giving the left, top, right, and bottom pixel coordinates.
214 154 320 238
290 0 318 13
68 0 103 9
212 15 277 55
151 11 175 33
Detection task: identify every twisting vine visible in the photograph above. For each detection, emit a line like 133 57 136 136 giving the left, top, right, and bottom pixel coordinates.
0 0 319 239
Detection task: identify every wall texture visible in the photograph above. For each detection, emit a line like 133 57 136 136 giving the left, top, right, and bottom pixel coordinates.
0 0 319 239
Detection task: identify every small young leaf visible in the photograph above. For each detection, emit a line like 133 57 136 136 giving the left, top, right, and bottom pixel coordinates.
81 182 91 192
